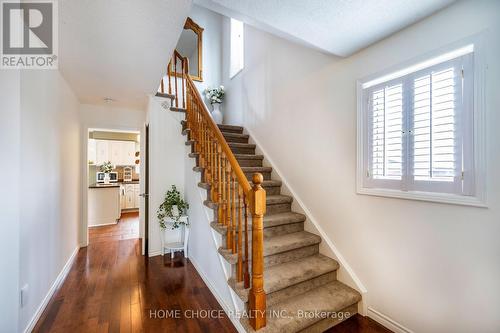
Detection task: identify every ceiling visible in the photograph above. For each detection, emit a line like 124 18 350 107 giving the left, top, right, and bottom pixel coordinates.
59 0 192 110
195 0 455 57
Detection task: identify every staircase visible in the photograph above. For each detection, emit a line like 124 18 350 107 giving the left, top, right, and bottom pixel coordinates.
159 51 361 332
189 123 361 332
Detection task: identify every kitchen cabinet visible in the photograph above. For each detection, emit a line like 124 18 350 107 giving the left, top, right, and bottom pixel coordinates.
93 140 137 166
95 140 110 165
134 184 141 208
121 141 136 165
88 187 121 226
88 139 96 164
120 183 140 210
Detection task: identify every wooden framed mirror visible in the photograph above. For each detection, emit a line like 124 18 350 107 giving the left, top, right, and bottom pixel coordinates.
174 17 203 81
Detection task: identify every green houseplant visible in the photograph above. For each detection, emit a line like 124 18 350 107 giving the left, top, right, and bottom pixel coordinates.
100 161 113 173
100 161 114 183
157 185 189 229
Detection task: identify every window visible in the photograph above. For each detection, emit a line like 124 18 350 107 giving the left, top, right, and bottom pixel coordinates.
357 44 485 206
230 18 244 78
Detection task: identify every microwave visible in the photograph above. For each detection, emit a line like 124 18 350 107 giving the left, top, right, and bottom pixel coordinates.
96 172 118 183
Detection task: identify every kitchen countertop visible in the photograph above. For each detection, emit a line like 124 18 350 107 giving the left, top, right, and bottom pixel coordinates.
89 180 140 189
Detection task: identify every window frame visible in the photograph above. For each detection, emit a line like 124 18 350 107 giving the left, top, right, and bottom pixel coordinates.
356 38 486 207
229 18 244 79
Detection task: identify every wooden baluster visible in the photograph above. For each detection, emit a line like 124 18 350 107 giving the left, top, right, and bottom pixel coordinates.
168 60 172 95
248 173 266 330
206 123 210 183
243 193 250 288
217 146 223 224
226 162 232 250
181 59 185 109
232 173 237 254
174 56 178 107
221 154 227 227
200 120 205 173
237 186 243 282
210 136 217 202
204 122 209 183
208 130 213 186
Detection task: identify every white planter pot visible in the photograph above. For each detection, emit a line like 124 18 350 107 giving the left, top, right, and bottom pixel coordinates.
211 103 223 124
103 173 110 184
172 205 179 217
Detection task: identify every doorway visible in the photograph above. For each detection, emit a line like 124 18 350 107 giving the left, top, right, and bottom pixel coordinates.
84 128 143 246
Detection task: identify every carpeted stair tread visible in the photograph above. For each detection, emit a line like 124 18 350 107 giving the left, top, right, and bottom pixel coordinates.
217 231 320 265
229 254 339 302
241 166 273 173
197 179 281 190
218 124 244 133
203 195 292 210
228 142 256 148
234 154 264 160
266 195 293 205
243 281 361 333
264 231 319 256
264 212 306 227
155 92 176 99
210 212 305 236
264 254 338 294
222 131 250 141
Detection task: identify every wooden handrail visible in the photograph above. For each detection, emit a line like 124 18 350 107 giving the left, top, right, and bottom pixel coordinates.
161 52 267 330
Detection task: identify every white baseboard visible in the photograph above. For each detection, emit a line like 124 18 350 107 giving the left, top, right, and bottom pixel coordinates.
148 249 163 257
368 307 414 333
23 246 79 333
88 221 117 227
189 256 246 333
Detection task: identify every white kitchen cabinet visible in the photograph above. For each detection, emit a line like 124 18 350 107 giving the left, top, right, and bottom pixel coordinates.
88 187 121 226
94 140 136 166
95 140 110 165
120 185 126 209
124 184 135 209
110 141 122 165
120 183 140 210
88 139 96 164
122 141 136 165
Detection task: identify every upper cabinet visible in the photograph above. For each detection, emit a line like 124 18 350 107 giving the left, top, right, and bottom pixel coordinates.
95 140 110 165
90 140 137 166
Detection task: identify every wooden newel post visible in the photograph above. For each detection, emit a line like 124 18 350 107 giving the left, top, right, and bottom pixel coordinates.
248 173 266 330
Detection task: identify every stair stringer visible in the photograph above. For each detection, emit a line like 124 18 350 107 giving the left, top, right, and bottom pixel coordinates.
244 127 369 316
183 145 247 333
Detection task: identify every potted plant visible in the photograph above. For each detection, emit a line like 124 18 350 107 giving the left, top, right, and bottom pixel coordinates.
157 185 189 229
100 161 113 184
204 85 225 124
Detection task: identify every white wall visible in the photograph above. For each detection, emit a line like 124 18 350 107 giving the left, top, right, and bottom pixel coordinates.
147 97 186 256
222 1 500 332
18 70 81 332
188 5 224 99
0 71 21 333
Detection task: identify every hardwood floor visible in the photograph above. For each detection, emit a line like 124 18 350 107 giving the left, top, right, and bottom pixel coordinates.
325 315 393 333
89 212 140 243
33 212 236 333
33 212 391 333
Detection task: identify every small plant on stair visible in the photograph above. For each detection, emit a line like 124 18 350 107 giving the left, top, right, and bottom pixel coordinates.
157 185 189 229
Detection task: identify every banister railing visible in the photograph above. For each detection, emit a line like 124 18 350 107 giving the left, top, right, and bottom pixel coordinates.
161 52 267 330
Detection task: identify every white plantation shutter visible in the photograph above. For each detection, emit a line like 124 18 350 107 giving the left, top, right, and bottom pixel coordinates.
370 83 404 181
363 52 474 195
409 60 464 193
